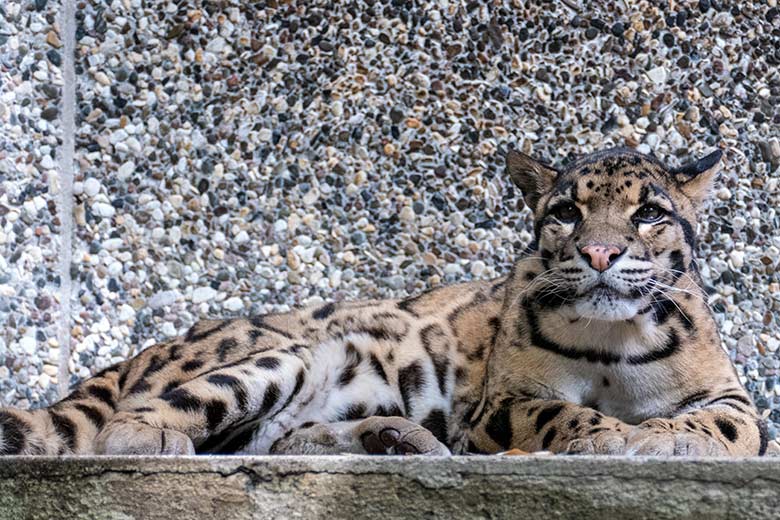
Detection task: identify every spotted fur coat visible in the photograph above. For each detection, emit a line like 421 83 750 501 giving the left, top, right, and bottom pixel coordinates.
0 147 768 457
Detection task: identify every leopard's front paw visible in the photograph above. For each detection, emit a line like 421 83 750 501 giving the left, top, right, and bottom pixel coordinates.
95 421 195 455
356 416 451 456
624 420 729 456
565 428 628 455
270 423 344 455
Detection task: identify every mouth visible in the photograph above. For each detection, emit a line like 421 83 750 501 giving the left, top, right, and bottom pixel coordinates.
571 282 644 322
583 283 632 300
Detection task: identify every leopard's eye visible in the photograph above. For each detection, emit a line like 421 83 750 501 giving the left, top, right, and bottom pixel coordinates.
634 204 665 224
550 202 581 224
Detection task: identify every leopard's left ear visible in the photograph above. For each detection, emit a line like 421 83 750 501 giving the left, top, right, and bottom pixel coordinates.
672 149 722 206
505 148 559 213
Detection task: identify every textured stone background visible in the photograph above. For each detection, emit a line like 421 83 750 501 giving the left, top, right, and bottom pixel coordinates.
1 0 779 442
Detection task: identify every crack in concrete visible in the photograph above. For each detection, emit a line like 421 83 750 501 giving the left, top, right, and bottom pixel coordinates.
3 465 780 489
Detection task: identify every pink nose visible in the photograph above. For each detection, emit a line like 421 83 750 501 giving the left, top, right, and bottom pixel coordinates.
580 244 624 272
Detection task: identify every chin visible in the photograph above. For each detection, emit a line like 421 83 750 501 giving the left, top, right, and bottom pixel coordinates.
572 292 641 322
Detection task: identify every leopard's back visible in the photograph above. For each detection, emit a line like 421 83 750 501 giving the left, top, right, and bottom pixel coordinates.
0 278 503 455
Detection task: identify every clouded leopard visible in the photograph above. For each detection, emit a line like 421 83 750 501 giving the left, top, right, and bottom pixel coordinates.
0 147 768 457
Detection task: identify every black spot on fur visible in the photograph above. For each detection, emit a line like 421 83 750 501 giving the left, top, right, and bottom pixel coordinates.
397 288 435 317
291 370 305 400
207 374 249 412
214 425 256 454
602 377 610 387
490 279 507 295
249 317 294 339
589 415 601 426
668 250 686 282
196 427 237 454
283 343 308 355
673 215 696 249
161 389 202 413
535 404 565 433
627 329 681 364
466 343 486 362
396 297 421 317
568 419 579 429
143 356 166 373
649 298 681 326
420 324 451 395
375 404 403 417
398 362 426 416
185 321 230 342
339 343 363 387
73 404 106 429
714 418 738 443
255 357 281 370
133 407 154 413
87 385 115 409
182 359 204 372
368 353 388 384
162 380 181 395
205 400 227 430
50 412 77 451
92 364 121 378
127 379 152 395
485 399 513 450
339 403 368 421
421 409 449 445
273 367 307 417
447 291 488 326
127 354 167 395
0 412 27 454
312 302 336 320
217 338 239 362
260 382 281 415
364 315 409 341
542 427 557 450
168 344 183 362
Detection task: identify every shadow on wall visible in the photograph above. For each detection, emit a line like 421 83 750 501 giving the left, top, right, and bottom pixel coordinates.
0 1 779 440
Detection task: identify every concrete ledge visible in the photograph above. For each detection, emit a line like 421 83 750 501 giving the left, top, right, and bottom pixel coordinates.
1 456 778 519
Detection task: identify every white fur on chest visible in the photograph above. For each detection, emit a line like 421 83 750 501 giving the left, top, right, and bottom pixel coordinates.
534 312 679 424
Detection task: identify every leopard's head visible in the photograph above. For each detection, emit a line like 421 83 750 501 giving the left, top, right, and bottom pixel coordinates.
507 147 721 322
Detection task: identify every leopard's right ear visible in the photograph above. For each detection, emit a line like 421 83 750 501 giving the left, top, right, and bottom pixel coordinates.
505 148 559 212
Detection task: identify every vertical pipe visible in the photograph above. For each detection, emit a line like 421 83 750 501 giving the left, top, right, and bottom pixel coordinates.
56 0 76 398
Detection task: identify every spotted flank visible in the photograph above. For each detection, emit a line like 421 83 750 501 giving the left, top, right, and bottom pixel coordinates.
0 148 766 458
